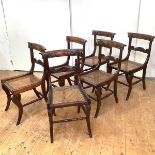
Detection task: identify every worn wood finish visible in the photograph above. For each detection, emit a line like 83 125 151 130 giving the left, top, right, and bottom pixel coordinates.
128 32 155 40
1 71 155 154
49 36 86 86
82 30 116 71
41 49 92 143
110 32 155 100
80 40 126 118
1 43 46 125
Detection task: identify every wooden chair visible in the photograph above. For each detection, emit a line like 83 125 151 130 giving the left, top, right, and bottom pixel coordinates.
109 32 155 100
41 49 92 143
80 40 126 118
50 36 86 86
1 42 46 125
82 30 116 71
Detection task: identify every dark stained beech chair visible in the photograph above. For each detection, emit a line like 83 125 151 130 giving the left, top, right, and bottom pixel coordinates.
41 49 92 143
50 36 86 87
80 40 126 118
109 32 155 100
1 42 46 125
82 30 116 71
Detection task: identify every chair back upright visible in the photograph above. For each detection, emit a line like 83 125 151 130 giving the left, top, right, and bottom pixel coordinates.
126 32 155 65
97 39 126 80
28 42 46 75
66 36 87 68
42 49 84 87
92 30 116 57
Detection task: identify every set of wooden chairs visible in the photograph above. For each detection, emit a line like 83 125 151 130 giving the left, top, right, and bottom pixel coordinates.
1 30 154 143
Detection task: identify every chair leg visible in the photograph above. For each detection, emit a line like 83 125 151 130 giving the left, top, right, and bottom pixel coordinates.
125 73 133 100
58 79 65 86
114 79 118 103
92 87 95 93
12 94 23 125
106 65 112 89
77 81 84 113
53 109 56 116
142 68 146 90
107 64 112 73
46 77 49 93
33 88 41 98
77 106 80 113
5 96 11 111
41 80 47 102
67 78 72 86
94 87 102 118
2 85 11 111
49 109 54 143
85 104 92 138
74 75 78 85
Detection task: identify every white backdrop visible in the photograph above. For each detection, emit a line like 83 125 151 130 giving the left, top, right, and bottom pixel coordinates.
1 0 155 77
71 0 140 59
3 0 70 70
0 1 13 70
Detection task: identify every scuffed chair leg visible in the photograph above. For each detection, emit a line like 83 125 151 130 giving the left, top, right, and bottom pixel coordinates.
12 94 23 125
94 87 102 118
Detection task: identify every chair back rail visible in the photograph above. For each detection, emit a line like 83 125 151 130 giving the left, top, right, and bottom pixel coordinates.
92 30 116 56
127 33 155 62
28 42 46 73
98 39 126 82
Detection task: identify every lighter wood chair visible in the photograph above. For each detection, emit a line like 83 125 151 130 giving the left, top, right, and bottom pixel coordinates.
83 30 115 71
80 40 126 118
1 42 46 125
41 49 92 143
50 36 86 86
109 32 155 100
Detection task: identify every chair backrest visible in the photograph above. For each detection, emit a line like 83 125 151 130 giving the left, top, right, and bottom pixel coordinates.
28 42 46 74
92 30 116 56
66 36 87 66
41 49 84 80
97 39 126 77
127 32 155 65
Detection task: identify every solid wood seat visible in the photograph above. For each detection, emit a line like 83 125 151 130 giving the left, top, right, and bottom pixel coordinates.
50 36 86 86
109 32 155 100
41 49 92 143
80 40 126 118
1 42 46 125
83 30 116 71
